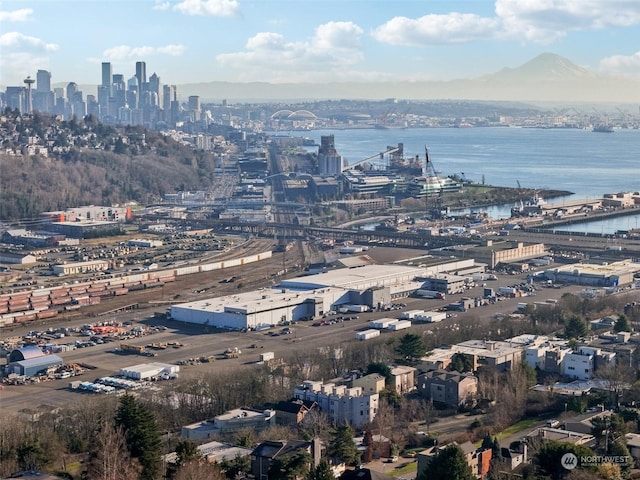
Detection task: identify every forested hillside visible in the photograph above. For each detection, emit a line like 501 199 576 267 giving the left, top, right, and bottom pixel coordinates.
0 111 220 220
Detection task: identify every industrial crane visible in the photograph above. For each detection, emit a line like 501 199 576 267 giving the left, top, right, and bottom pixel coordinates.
342 145 402 172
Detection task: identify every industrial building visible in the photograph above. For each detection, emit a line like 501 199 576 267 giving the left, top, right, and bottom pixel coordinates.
182 408 276 440
464 240 547 269
543 260 640 287
170 263 480 330
52 259 110 276
119 362 179 380
6 345 63 377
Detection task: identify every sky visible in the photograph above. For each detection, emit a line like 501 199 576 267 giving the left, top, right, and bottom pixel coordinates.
1 0 640 88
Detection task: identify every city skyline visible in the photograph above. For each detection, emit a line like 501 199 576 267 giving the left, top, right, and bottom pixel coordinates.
2 0 640 89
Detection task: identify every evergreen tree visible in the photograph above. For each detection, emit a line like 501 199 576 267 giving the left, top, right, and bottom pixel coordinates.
418 444 475 480
395 333 426 366
327 424 360 466
306 459 334 480
366 362 393 385
565 315 588 339
115 395 162 480
613 314 631 333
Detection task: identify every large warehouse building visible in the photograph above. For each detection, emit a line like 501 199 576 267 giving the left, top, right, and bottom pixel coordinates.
6 345 63 377
169 262 477 330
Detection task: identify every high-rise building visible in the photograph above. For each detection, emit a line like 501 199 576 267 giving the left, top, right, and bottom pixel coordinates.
34 70 54 113
101 62 112 87
135 61 146 87
36 70 51 93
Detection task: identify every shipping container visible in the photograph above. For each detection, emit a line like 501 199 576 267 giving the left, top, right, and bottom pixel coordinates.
415 311 447 323
200 262 222 272
355 329 381 340
175 265 200 276
36 310 58 320
400 309 424 320
260 351 275 362
388 320 412 331
369 318 398 329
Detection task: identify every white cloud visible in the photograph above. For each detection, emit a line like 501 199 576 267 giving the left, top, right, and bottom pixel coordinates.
372 13 499 46
372 0 640 47
0 8 33 22
216 21 364 82
599 51 640 75
101 44 185 62
494 0 640 42
152 0 170 11
173 0 239 16
0 53 50 85
0 32 58 52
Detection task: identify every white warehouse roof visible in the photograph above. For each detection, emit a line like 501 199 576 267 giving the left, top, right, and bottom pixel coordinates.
279 264 426 290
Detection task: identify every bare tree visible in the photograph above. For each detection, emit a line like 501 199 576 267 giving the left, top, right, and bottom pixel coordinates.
87 421 141 480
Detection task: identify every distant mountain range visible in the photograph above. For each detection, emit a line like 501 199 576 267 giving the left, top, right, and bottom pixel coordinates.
175 53 639 104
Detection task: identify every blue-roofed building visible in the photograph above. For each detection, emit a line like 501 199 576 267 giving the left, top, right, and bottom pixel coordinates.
7 346 63 377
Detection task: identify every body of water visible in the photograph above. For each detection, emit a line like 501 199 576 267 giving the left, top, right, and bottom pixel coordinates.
299 127 640 232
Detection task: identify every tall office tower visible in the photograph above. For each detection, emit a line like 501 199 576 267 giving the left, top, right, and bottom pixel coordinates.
101 62 112 87
111 74 126 110
135 61 146 87
5 86 26 113
126 76 139 108
162 84 172 112
67 82 78 101
188 95 201 121
34 70 54 113
36 70 51 92
149 72 160 103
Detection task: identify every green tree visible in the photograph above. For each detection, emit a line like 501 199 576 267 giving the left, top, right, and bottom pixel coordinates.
268 451 311 480
16 438 49 472
115 395 162 480
395 333 426 366
609 440 631 475
613 314 631 333
306 459 334 480
534 440 594 479
565 315 588 339
166 440 200 479
366 362 393 385
418 444 475 480
450 353 474 373
219 454 251 479
327 424 360 466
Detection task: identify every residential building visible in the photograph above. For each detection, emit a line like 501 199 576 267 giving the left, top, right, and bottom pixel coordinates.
272 399 317 427
352 373 386 395
181 408 276 441
251 438 321 480
417 442 491 480
563 410 611 435
293 380 379 427
624 433 640 467
339 467 394 480
417 369 478 407
390 365 416 394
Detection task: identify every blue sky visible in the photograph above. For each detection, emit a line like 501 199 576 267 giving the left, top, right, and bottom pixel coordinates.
1 0 640 87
